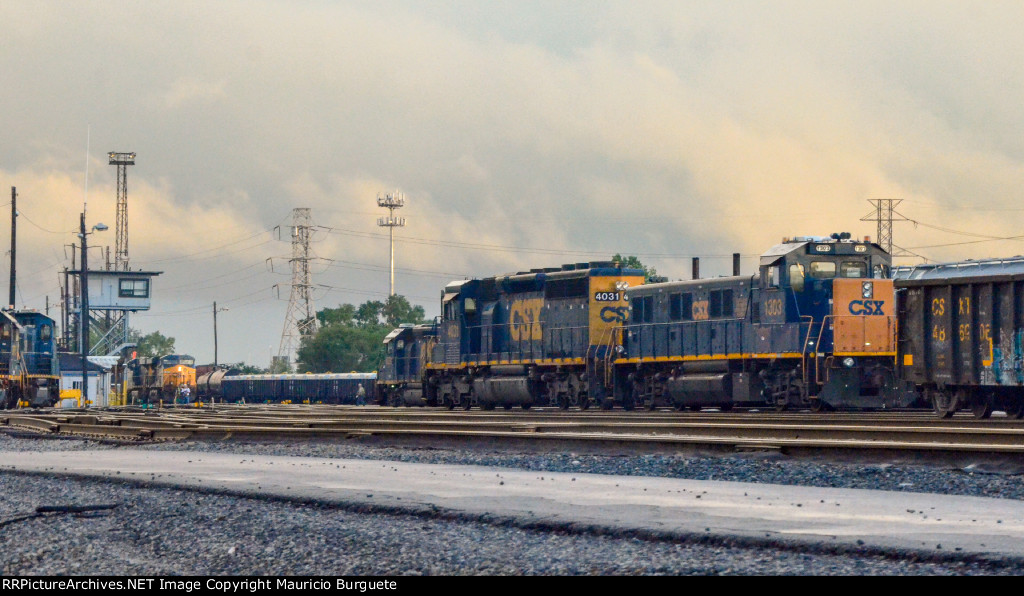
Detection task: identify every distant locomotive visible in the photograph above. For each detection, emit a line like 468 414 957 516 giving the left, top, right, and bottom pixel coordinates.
378 324 437 407
124 354 197 404
0 310 59 409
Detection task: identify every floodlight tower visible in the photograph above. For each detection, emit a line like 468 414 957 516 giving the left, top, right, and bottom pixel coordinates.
108 152 135 272
376 190 406 296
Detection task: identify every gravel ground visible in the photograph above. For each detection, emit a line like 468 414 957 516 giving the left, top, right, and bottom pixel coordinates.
1 431 1023 575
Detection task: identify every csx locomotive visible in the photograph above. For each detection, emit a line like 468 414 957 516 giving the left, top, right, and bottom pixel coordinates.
379 234 918 412
0 310 60 409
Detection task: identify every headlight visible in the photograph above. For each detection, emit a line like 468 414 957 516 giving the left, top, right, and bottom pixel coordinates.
842 357 856 368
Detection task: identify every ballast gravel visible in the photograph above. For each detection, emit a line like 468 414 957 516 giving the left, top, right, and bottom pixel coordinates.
1 432 1022 575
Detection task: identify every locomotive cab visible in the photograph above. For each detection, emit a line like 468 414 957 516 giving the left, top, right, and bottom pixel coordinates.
757 234 907 409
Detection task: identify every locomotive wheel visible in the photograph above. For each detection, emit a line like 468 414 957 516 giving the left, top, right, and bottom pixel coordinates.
520 403 532 410
1006 401 1024 420
930 389 957 419
503 404 513 411
443 396 455 410
673 402 687 412
482 402 496 411
461 397 473 411
579 397 591 411
809 398 831 413
971 393 994 420
558 394 570 410
599 398 614 411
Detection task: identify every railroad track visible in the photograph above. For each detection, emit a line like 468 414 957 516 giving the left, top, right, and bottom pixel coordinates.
4 405 1024 456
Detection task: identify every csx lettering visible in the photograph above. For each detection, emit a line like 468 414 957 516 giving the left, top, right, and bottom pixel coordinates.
692 300 710 320
600 306 629 323
848 300 885 315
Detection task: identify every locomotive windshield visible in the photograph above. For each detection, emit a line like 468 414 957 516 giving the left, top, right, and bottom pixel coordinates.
160 354 196 367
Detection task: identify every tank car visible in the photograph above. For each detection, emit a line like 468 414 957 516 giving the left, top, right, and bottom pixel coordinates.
423 262 645 410
378 323 438 406
0 310 59 409
196 367 240 401
894 257 1024 419
614 234 915 411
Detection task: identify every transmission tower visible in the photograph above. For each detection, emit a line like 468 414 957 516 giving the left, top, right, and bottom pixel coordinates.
861 198 911 257
278 208 319 366
108 152 135 271
377 190 406 296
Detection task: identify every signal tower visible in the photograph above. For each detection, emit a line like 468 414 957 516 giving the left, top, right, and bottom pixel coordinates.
377 190 406 296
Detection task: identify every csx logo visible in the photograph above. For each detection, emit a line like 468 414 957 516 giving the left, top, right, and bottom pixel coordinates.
848 300 885 315
600 306 629 323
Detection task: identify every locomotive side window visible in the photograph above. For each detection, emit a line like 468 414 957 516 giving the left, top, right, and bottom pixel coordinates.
809 261 836 278
642 296 653 323
789 264 805 292
841 262 867 278
39 324 51 340
669 293 682 321
709 289 736 319
872 264 889 279
681 293 693 321
766 265 781 287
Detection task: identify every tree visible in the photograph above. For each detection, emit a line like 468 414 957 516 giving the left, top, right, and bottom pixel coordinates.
612 254 658 283
297 295 428 373
127 329 176 358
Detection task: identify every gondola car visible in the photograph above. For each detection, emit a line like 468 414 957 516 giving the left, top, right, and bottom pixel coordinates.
894 257 1024 419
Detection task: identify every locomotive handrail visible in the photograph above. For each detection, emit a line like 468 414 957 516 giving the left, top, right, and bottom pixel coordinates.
799 315 817 388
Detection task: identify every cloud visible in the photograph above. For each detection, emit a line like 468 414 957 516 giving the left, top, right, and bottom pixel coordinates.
3 1 1024 363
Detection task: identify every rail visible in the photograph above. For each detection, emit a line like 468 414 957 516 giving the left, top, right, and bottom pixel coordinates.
5 406 1024 454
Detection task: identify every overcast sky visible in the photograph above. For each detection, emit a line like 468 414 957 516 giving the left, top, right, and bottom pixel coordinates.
2 1 1024 367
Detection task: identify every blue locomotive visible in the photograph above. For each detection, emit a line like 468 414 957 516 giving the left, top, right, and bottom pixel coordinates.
383 235 921 411
420 262 646 409
0 310 60 409
617 235 913 411
378 323 438 407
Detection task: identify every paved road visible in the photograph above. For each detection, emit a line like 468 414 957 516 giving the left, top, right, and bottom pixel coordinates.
3 449 1022 561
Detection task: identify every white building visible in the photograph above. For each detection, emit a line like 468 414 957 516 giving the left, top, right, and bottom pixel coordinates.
58 354 118 408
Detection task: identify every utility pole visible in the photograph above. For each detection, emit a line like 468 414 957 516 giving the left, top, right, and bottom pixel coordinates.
80 213 89 406
8 187 16 309
377 191 406 296
213 302 228 369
